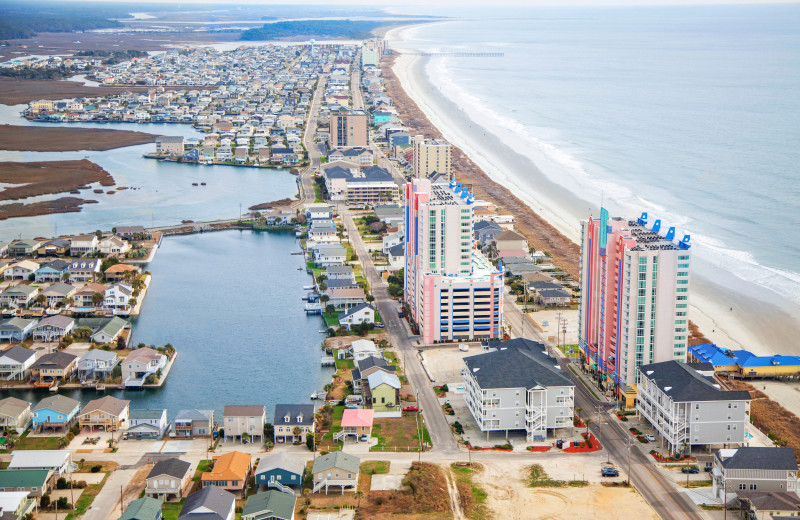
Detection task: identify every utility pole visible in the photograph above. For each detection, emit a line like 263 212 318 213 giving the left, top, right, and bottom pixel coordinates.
69 471 74 507
120 484 124 515
627 439 632 486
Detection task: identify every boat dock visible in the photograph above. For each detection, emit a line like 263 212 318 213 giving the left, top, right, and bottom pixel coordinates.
304 302 321 314
321 356 335 366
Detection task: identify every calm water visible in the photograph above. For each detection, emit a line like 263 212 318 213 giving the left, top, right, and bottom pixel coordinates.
394 4 800 308
2 230 332 422
0 105 299 239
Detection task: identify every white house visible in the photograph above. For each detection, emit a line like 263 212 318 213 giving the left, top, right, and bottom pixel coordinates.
349 339 380 361
339 303 375 330
0 345 36 381
128 409 168 440
4 260 40 280
8 450 74 475
98 236 131 256
104 283 134 315
122 347 167 387
69 235 99 255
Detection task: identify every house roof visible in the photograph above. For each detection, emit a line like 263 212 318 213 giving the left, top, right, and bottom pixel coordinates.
40 260 70 271
312 451 360 475
274 404 314 426
241 490 296 520
254 452 305 477
178 486 235 520
105 264 139 274
356 356 393 373
366 370 401 390
735 491 800 512
464 338 572 390
120 497 163 520
0 469 50 488
79 349 118 363
147 458 191 480
42 283 76 297
79 395 129 417
341 408 374 428
538 289 571 299
0 397 30 418
223 405 265 418
202 451 251 482
721 447 798 471
639 361 752 402
33 395 80 415
0 317 35 331
32 351 77 370
10 260 40 271
0 345 35 364
175 409 213 422
34 315 75 330
495 230 526 241
387 243 404 257
9 450 70 470
68 258 101 271
2 285 37 297
351 339 377 354
341 303 374 319
130 409 166 421
326 265 353 275
125 347 163 364
327 287 366 299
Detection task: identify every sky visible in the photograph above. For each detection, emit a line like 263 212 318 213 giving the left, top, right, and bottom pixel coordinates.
56 0 800 4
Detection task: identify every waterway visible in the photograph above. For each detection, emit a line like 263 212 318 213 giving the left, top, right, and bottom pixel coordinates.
0 104 299 238
1 230 331 422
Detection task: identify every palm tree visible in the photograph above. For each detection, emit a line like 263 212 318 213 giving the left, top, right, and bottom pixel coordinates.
35 294 46 308
292 426 301 442
318 282 328 291
91 292 104 307
355 490 364 508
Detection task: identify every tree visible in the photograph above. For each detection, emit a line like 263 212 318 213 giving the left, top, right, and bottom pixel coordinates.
366 294 374 302
318 282 328 291
91 292 104 306
292 426 301 441
325 304 335 315
40 495 50 509
242 432 250 444
35 294 46 307
63 297 73 307
355 490 364 508
319 294 329 304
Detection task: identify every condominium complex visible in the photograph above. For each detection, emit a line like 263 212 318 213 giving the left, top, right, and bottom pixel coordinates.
330 110 368 149
463 338 575 442
412 136 452 179
636 361 751 454
361 38 386 68
404 178 503 343
579 210 692 392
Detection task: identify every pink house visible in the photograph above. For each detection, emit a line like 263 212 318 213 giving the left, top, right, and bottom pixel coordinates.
340 409 374 441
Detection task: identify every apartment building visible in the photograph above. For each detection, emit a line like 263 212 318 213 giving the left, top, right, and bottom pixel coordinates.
463 339 574 442
579 210 692 392
712 447 798 500
330 110 367 148
412 136 452 179
636 361 751 454
404 178 503 343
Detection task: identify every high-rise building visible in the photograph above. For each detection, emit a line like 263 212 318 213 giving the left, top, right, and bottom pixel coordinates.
330 110 368 149
412 136 452 179
578 210 692 392
404 178 504 344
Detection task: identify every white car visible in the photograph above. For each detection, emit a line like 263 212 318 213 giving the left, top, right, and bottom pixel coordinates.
645 434 656 442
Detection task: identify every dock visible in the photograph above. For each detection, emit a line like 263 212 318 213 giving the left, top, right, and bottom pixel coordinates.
304 302 321 314
321 356 335 366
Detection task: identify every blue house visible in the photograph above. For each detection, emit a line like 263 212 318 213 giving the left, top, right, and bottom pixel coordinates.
0 318 37 343
254 452 305 491
34 260 70 283
31 395 80 432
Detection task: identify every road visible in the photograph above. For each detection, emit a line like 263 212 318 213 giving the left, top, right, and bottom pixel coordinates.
295 74 328 206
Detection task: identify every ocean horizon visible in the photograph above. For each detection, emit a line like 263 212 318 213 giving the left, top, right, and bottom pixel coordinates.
387 4 800 355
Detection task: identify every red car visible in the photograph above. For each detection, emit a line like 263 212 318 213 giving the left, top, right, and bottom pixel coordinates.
403 406 419 412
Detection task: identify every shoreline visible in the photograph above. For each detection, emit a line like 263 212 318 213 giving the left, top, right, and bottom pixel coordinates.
383 25 800 356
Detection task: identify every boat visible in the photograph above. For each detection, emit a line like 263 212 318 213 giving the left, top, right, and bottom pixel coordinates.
310 391 326 400
192 183 199 186
297 267 302 270
318 329 328 333
291 251 305 256
303 285 315 290
200 182 206 186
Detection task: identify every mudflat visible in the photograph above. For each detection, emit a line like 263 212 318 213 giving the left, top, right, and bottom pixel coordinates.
0 159 113 201
0 124 160 152
0 77 185 105
0 197 98 220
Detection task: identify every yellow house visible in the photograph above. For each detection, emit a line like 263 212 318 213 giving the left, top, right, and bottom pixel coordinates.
365 372 401 413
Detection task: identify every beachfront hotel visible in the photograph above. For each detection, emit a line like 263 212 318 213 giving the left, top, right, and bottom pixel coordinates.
578 210 692 398
412 136 452 180
404 178 504 344
330 109 368 149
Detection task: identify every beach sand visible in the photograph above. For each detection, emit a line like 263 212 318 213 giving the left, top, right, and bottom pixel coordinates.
384 25 800 356
0 124 160 152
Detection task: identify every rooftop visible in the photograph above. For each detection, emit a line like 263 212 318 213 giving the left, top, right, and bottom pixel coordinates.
465 338 572 390
639 361 752 402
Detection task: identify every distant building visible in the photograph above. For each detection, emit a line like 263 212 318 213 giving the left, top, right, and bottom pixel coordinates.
413 135 451 179
155 136 185 156
330 110 367 149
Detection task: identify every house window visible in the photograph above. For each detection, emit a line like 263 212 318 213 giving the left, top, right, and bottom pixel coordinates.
749 484 757 490
739 484 746 490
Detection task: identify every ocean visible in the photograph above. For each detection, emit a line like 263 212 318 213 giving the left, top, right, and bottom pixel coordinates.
388 4 800 354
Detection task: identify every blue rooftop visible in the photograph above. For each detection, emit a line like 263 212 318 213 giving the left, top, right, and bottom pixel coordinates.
689 343 800 368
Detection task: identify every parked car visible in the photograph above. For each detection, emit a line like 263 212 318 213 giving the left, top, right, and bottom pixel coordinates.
458 343 469 352
601 467 619 477
359 434 369 443
375 323 385 328
403 406 418 412
345 404 360 409
645 434 656 442
681 466 700 474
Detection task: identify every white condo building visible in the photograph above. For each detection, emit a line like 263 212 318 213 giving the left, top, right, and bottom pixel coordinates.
412 136 452 179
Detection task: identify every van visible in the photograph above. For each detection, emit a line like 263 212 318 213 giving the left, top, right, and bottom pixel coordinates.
459 344 469 352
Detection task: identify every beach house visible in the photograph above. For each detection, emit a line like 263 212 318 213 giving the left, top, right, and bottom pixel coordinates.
127 409 168 440
32 315 75 342
145 458 192 501
176 486 235 520
311 451 360 494
173 409 214 437
120 497 163 520
254 452 305 491
76 316 130 345
41 283 77 308
338 303 375 329
0 346 35 381
35 239 70 257
122 347 167 387
0 397 31 433
364 371 401 414
339 408 374 442
30 351 78 383
0 469 54 498
34 260 70 283
0 318 36 343
713 447 798 500
0 286 39 309
77 395 130 432
67 258 101 282
69 235 99 256
77 349 120 381
104 263 140 283
241 491 296 520
201 451 252 497
0 491 36 518
8 450 73 476
349 339 380 362
273 404 314 444
4 260 39 280
351 356 395 395
222 405 266 443
31 395 80 432
7 240 41 257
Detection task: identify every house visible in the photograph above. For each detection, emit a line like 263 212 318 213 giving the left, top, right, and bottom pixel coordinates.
36 239 71 257
713 447 798 500
67 258 102 283
78 395 130 431
145 457 191 501
34 260 70 283
494 229 528 257
74 283 109 309
0 491 36 518
8 450 73 475
382 229 403 254
273 404 314 444
31 395 80 432
242 491 296 520
104 263 140 282
351 356 395 394
340 409 374 442
201 451 252 497
127 409 168 440
254 452 305 491
77 350 120 381
0 397 31 433
637 361 752 454
98 236 131 255
32 316 75 343
735 491 800 519
463 338 575 442
69 235 99 256
7 240 41 257
350 339 380 362
120 497 163 520
338 303 375 329
325 265 354 282
536 289 572 306
104 283 134 314
327 287 366 311
173 409 214 437
122 347 167 387
0 346 35 381
0 286 39 309
156 136 184 156
364 371 401 413
80 317 128 345
30 351 78 383
328 147 373 167
177 486 235 520
689 343 800 379
41 283 77 308
0 469 53 498
386 243 404 271
474 220 505 245
223 405 266 443
311 451 360 494
115 226 150 241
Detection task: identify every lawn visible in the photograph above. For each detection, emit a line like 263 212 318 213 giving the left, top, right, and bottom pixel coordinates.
370 416 431 452
14 432 63 450
323 311 341 328
335 358 355 370
161 500 185 520
192 459 210 482
450 463 491 520
360 460 390 475
313 180 323 203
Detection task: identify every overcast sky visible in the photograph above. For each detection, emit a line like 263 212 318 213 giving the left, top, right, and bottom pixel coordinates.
67 0 800 4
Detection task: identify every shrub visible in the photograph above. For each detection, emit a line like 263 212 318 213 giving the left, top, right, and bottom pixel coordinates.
90 465 102 473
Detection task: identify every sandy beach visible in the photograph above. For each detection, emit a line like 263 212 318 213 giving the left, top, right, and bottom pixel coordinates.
0 124 160 152
384 24 800 356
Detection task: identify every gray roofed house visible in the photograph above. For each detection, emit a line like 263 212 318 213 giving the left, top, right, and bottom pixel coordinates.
273 404 314 444
120 496 163 520
128 409 168 440
174 409 214 437
311 451 360 494
325 278 359 290
32 315 75 342
463 338 575 442
474 220 504 244
33 395 80 416
254 451 305 490
41 283 77 306
0 396 31 433
30 351 77 380
720 447 798 471
325 265 354 281
0 345 36 381
76 316 130 345
241 490 296 520
713 447 799 501
77 349 120 381
536 289 572 306
147 457 191 479
0 285 39 310
177 485 235 520
638 361 752 403
222 405 266 442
